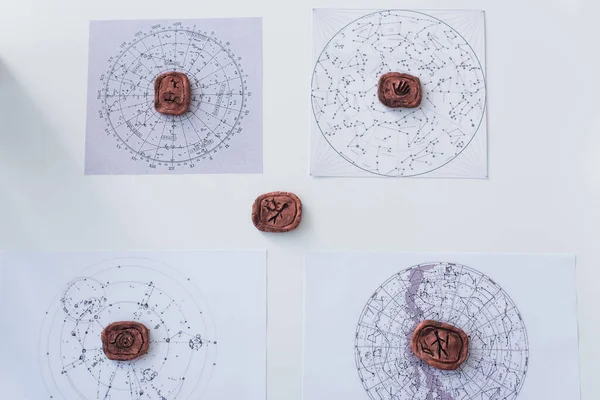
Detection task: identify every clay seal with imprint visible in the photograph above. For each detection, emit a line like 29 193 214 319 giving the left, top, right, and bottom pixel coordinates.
154 72 191 116
377 72 422 108
252 192 302 233
410 320 469 370
101 321 150 361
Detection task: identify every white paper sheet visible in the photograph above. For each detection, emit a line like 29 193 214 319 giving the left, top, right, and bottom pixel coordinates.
304 253 580 400
85 18 263 175
311 10 487 178
0 251 266 400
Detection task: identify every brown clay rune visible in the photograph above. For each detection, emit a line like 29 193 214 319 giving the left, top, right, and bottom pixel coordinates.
154 72 191 116
377 72 422 108
410 320 469 370
101 321 149 361
252 192 302 233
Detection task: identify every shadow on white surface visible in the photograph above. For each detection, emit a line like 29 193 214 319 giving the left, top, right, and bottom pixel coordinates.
0 60 123 248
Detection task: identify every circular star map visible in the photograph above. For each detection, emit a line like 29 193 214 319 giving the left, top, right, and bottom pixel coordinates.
355 262 528 399
39 257 217 399
98 21 249 170
311 10 486 176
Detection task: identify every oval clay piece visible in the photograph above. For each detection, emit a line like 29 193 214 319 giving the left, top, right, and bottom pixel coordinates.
154 72 191 116
377 72 422 108
101 321 150 361
252 191 302 233
410 320 469 370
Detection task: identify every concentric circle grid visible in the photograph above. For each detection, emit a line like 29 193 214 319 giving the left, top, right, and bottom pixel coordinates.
39 258 217 400
355 262 528 400
101 24 247 165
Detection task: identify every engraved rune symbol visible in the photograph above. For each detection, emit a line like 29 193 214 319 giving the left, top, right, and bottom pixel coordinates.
163 79 182 103
421 329 449 359
163 92 180 103
264 198 289 224
393 80 410 96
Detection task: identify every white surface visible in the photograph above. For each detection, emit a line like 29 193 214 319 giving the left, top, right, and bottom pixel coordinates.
305 253 579 400
0 0 596 399
0 251 266 399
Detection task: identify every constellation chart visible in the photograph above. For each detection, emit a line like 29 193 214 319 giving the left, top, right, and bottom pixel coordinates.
311 10 487 177
39 257 217 399
85 18 262 175
0 251 266 399
355 262 528 400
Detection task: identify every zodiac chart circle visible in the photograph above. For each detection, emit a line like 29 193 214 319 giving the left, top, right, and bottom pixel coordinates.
355 262 528 400
39 258 217 399
99 21 249 170
311 10 486 176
